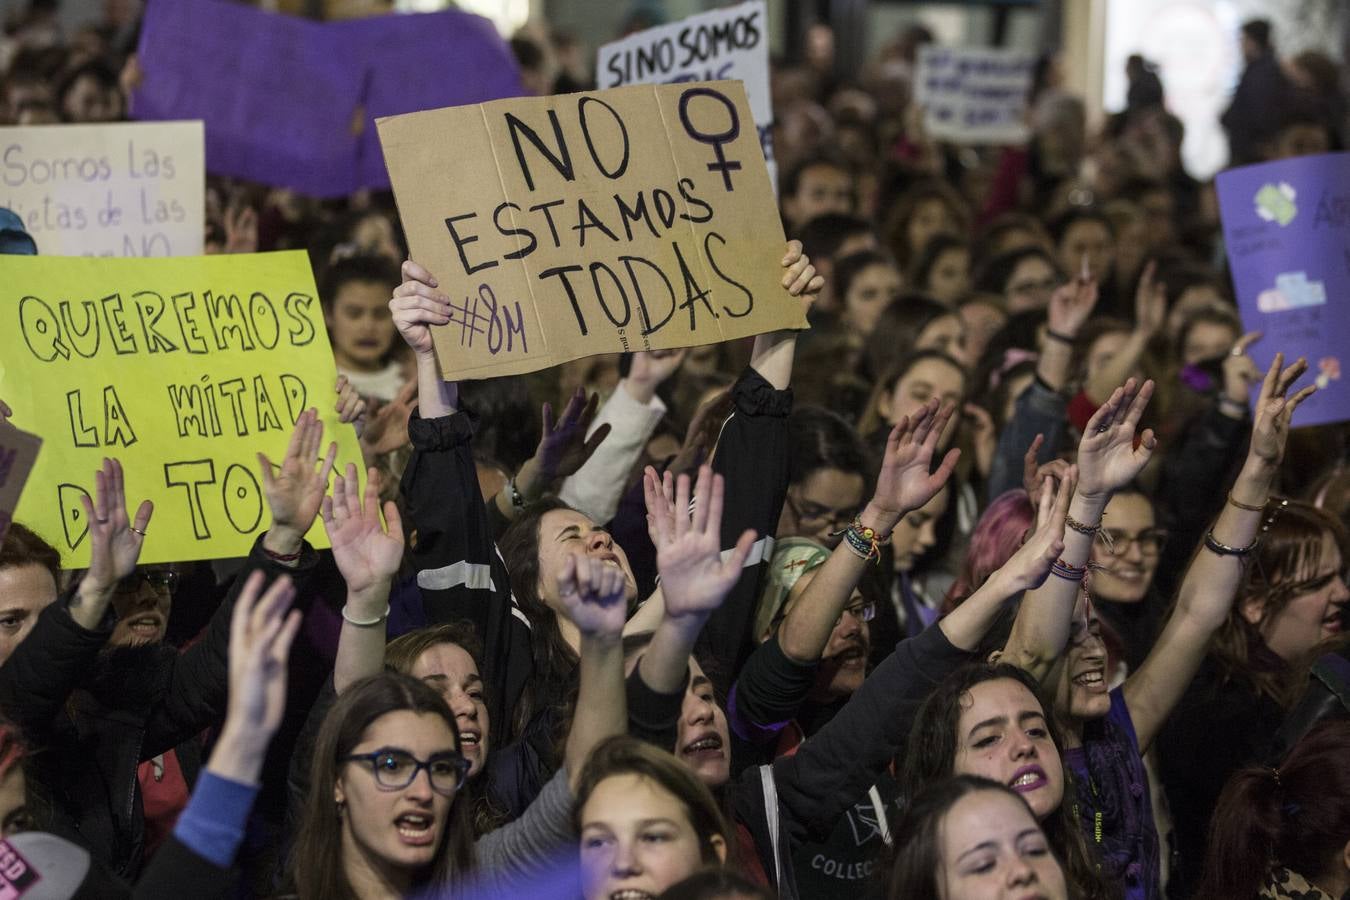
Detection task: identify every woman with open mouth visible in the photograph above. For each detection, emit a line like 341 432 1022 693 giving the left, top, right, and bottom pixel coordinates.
1003 352 1321 899
288 672 475 899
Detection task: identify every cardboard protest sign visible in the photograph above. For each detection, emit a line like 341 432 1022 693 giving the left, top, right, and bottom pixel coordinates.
1216 152 1350 428
0 422 41 547
0 121 204 257
377 81 802 382
133 0 522 197
915 46 1035 145
597 1 776 188
0 252 364 566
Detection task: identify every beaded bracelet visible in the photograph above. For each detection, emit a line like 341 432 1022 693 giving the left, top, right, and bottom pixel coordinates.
834 518 891 564
1065 514 1102 537
1050 558 1087 582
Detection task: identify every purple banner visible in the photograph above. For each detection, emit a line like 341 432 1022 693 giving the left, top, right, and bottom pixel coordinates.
1216 152 1350 428
132 0 523 198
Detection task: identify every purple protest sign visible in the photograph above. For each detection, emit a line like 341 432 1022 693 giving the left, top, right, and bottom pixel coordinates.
331 12 525 191
133 1 522 198
133 0 364 198
1216 152 1350 428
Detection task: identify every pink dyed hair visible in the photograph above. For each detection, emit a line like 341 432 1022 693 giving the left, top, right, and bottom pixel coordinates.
943 489 1035 614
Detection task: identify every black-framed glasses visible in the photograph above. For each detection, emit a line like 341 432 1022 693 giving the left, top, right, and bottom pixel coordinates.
341 747 470 795
116 570 180 596
837 600 876 626
1099 528 1169 557
784 492 861 531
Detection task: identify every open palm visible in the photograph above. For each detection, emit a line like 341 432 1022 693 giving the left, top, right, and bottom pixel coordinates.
1249 353 1315 469
79 457 154 594
1003 467 1076 593
649 465 755 621
537 388 611 481
321 464 404 596
872 400 961 520
1077 378 1156 498
259 409 338 536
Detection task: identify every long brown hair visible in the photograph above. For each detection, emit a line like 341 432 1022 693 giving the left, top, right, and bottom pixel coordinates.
574 736 729 865
1211 499 1349 705
901 664 1118 900
1196 719 1350 900
289 673 475 899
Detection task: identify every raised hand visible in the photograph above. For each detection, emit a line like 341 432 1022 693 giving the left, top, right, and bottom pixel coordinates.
78 457 154 598
258 409 338 551
359 379 417 460
555 554 628 640
1248 353 1315 470
870 399 961 525
1076 378 1156 499
536 388 611 482
390 259 451 357
1000 466 1077 593
321 464 404 600
223 203 259 255
334 375 368 434
650 465 756 622
1021 434 1074 506
628 349 687 395
1221 331 1264 410
1047 271 1098 338
224 571 301 743
1134 261 1166 338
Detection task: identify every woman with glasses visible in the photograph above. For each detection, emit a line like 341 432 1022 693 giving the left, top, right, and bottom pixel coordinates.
1086 488 1168 673
288 672 476 899
1005 356 1318 899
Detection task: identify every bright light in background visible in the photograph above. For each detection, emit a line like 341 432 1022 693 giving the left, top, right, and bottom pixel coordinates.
1104 0 1239 179
395 0 530 35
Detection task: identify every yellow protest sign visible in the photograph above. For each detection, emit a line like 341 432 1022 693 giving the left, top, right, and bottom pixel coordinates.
377 80 804 382
0 252 363 566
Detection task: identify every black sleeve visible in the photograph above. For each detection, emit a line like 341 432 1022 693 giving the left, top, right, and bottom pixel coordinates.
0 589 108 741
695 366 792 694
131 834 230 900
402 409 532 744
625 666 685 750
726 634 818 746
144 535 321 759
751 625 972 849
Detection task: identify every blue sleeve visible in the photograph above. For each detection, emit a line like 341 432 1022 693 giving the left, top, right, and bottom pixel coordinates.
171 771 259 869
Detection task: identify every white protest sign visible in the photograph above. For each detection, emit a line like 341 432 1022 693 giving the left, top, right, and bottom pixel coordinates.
915 46 1035 145
598 0 775 189
0 121 204 257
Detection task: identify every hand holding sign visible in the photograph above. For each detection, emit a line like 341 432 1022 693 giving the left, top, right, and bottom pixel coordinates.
72 458 154 628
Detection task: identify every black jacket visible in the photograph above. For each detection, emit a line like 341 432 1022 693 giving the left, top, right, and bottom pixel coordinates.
0 536 317 878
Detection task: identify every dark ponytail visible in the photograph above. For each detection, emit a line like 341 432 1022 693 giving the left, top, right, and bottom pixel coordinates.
1197 720 1350 900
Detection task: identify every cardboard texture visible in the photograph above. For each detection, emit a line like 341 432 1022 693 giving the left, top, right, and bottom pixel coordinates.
597 1 775 189
0 422 41 547
0 252 363 566
0 121 204 257
1216 152 1350 427
377 80 802 381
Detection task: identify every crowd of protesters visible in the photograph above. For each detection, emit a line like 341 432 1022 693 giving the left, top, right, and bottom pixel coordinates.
0 2 1347 899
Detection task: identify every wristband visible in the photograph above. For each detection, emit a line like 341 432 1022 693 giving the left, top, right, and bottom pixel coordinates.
1065 514 1102 537
832 518 891 564
342 604 390 627
1050 558 1087 582
262 546 302 563
1046 329 1077 345
1203 531 1257 558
